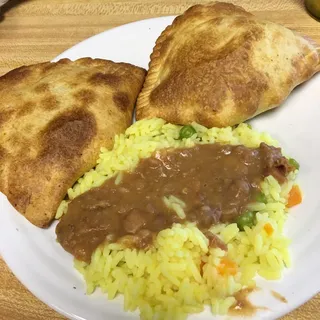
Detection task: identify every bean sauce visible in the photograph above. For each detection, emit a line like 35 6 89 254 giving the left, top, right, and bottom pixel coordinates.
56 142 292 262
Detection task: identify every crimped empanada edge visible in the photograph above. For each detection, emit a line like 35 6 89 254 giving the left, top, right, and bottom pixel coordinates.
0 57 146 88
135 8 193 119
135 2 251 119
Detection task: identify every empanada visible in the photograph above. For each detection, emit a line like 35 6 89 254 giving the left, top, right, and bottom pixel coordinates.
0 58 146 227
136 2 320 127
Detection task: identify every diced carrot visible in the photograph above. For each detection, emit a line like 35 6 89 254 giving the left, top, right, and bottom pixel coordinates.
287 185 302 208
217 257 238 276
264 223 274 236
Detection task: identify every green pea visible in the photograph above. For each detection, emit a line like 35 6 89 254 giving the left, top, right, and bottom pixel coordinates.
256 192 267 204
179 125 197 139
236 211 255 231
288 158 300 170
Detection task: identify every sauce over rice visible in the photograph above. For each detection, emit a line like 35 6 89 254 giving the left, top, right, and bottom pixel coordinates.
56 142 292 262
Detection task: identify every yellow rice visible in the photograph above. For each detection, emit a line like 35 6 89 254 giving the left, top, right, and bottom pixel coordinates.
56 118 298 320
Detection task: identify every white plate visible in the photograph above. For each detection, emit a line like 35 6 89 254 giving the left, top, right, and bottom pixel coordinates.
1 16 320 320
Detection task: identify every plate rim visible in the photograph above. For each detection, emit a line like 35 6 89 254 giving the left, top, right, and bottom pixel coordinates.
0 15 319 320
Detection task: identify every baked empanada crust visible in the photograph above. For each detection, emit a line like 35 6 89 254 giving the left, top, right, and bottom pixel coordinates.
0 58 146 227
137 2 320 127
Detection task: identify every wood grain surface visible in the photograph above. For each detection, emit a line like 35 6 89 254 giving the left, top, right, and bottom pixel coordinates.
0 0 319 319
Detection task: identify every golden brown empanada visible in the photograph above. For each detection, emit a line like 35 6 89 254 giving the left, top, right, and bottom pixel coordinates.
0 58 146 227
136 2 320 127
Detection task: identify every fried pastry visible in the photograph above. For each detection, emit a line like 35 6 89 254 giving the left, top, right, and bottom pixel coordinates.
136 2 320 127
0 58 146 227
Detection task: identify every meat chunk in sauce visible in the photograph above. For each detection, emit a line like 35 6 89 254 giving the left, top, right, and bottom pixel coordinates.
123 209 149 234
118 229 154 250
260 143 293 184
56 142 293 262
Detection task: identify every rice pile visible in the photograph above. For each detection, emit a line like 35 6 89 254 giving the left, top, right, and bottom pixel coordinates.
57 118 298 320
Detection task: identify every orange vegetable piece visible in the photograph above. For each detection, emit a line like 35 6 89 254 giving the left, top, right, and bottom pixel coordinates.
287 185 302 208
264 223 274 236
217 257 238 276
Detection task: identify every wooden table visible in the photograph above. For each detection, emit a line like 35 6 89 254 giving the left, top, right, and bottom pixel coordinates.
0 0 319 319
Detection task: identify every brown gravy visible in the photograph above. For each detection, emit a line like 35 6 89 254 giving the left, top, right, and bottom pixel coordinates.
271 290 288 303
56 142 292 262
229 287 258 316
